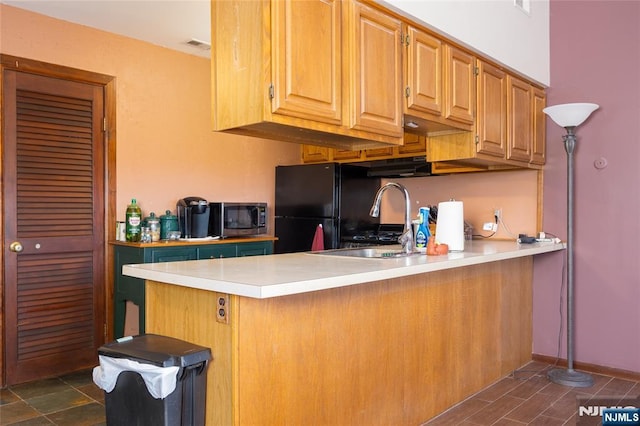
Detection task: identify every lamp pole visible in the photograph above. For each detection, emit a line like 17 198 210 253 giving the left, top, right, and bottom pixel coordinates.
564 127 577 371
546 126 594 388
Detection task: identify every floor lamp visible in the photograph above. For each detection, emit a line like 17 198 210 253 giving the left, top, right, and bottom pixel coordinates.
543 102 599 388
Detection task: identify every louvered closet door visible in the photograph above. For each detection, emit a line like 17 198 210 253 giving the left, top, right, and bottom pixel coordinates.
3 70 105 385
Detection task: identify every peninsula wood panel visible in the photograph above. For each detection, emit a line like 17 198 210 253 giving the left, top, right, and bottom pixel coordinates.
146 285 236 426
145 256 533 426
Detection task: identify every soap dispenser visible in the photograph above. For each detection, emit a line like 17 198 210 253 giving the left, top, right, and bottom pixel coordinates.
415 207 431 253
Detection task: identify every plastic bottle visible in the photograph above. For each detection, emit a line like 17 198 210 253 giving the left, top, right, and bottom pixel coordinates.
415 207 431 252
125 199 142 242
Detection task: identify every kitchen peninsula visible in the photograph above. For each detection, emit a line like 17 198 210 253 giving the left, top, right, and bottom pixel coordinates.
123 241 564 425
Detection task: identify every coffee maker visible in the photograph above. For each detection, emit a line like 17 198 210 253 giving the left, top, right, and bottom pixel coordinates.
177 197 210 238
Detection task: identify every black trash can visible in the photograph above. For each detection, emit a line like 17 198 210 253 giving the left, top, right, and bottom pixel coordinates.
95 334 211 426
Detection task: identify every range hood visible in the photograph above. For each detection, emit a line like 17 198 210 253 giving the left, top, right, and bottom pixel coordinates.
351 156 432 178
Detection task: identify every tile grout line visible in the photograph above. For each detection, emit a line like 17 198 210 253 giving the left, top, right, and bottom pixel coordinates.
3 376 104 426
496 375 561 425
465 370 544 424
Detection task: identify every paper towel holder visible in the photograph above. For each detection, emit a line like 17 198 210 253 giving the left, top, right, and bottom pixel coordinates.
434 200 465 252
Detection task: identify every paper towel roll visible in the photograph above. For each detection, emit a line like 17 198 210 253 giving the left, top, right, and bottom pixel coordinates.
435 201 465 251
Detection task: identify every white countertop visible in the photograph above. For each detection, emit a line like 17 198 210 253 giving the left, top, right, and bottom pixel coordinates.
122 240 565 299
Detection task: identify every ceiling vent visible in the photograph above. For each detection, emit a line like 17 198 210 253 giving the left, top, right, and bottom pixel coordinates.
186 38 211 50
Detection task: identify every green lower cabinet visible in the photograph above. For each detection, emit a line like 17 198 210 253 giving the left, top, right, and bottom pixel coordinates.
150 247 197 263
237 242 273 256
113 240 273 338
198 244 237 259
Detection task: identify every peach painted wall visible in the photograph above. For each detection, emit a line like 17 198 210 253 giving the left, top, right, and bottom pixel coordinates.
0 4 541 238
533 0 640 373
0 4 301 227
379 170 539 240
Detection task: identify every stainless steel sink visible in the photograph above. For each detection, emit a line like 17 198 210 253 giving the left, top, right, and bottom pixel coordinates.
310 246 422 258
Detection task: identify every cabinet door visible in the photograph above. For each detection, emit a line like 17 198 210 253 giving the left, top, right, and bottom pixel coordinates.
507 75 532 162
476 61 507 157
444 45 475 125
113 246 145 339
363 147 394 159
405 26 442 117
398 132 426 155
271 0 342 125
531 86 546 165
237 242 273 257
150 247 198 263
199 245 238 259
333 148 363 161
347 1 403 137
302 145 332 163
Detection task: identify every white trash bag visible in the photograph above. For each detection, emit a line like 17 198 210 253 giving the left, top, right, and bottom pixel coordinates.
93 354 180 399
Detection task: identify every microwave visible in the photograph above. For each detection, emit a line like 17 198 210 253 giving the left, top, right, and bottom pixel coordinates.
209 203 267 238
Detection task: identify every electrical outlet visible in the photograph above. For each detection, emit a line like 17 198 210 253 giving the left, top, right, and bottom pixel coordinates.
494 208 502 221
216 294 229 324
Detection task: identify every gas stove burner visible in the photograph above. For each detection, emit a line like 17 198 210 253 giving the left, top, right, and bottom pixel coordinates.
341 224 405 247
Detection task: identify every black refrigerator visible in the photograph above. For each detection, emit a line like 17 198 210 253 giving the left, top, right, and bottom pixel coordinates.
274 163 381 253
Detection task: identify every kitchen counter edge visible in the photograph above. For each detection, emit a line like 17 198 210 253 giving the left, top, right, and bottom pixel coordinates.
122 240 565 299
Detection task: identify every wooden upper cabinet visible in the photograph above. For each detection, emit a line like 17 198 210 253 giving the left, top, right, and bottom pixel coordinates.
334 148 364 161
398 132 426 155
300 131 426 164
363 146 394 159
507 76 547 165
444 45 475 125
405 26 442 117
301 145 333 163
211 0 403 149
211 0 263 130
428 61 546 169
248 0 547 170
531 86 546 165
506 75 532 162
346 1 403 138
477 60 507 158
271 0 342 125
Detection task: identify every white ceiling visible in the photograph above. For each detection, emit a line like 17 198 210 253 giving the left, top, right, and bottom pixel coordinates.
2 0 212 58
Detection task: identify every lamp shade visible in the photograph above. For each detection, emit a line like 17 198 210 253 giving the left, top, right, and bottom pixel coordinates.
543 103 599 128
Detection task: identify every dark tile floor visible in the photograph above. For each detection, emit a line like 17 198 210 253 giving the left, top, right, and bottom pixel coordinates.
1 362 638 425
424 361 640 425
0 370 105 426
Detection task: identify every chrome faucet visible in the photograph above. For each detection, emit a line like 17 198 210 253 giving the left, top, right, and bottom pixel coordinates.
369 182 413 254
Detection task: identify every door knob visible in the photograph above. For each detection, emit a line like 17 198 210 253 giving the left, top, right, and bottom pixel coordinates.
9 241 23 252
